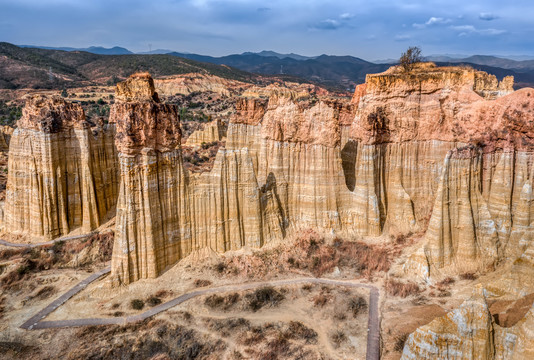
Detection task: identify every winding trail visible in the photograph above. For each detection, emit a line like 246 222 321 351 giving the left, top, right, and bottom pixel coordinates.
5 235 381 359
18 271 381 359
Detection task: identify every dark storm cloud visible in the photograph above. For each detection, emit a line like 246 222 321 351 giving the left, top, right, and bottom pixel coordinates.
0 0 532 59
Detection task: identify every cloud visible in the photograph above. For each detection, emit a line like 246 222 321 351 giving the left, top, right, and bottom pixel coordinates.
312 19 341 30
310 13 354 30
451 24 506 36
394 34 411 41
413 16 452 29
479 12 499 21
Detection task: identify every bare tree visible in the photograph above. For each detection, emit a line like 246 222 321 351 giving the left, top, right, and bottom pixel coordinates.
400 46 423 71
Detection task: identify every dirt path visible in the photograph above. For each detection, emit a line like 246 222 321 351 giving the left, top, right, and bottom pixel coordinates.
19 273 381 359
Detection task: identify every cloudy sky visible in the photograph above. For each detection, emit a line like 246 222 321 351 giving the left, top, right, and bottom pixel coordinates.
1 0 532 60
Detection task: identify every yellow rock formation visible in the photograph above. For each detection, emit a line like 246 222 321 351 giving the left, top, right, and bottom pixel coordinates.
3 95 118 241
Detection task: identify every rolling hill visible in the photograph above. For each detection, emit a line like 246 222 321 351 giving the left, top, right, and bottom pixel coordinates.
2 42 534 90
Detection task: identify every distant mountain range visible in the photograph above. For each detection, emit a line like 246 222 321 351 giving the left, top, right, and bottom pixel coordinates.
5 43 534 90
0 42 264 90
19 45 133 55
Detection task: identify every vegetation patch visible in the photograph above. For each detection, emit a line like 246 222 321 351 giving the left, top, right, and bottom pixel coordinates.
386 279 422 298
245 287 285 312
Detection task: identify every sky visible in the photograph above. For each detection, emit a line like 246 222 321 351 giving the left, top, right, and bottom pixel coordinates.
1 0 533 61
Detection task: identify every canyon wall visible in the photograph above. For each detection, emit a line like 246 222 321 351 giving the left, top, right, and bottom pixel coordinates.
110 64 534 284
109 74 345 284
3 95 118 241
184 119 226 146
348 64 534 280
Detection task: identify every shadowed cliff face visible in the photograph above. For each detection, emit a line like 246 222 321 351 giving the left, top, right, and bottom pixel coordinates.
3 95 119 241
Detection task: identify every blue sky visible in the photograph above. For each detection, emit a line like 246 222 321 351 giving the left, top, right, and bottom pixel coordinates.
0 0 532 60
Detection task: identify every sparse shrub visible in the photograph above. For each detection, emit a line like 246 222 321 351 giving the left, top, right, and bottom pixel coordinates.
265 332 290 359
460 272 478 280
386 279 421 298
214 262 227 273
330 330 347 347
194 279 212 287
207 317 251 336
334 311 347 321
155 290 170 298
205 294 225 309
286 321 318 344
301 284 312 291
111 303 120 309
245 287 285 312
130 299 145 310
436 277 455 288
312 294 330 307
348 296 367 317
400 46 423 72
34 285 56 300
205 293 240 310
112 311 124 317
147 297 162 307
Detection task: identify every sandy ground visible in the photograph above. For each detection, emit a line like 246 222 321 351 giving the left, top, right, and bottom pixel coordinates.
3 229 533 359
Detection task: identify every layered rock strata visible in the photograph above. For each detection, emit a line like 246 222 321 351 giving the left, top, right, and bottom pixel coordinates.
111 74 359 284
402 286 534 359
111 74 284 284
184 119 226 146
349 64 534 279
401 287 496 359
111 65 534 284
3 95 118 241
155 73 249 97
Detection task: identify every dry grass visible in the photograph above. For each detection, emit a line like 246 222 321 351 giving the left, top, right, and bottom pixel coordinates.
245 287 285 312
130 299 144 310
330 330 347 347
460 272 478 281
348 296 367 317
0 232 114 292
194 279 212 287
204 293 240 310
215 229 400 280
69 319 227 359
386 279 421 298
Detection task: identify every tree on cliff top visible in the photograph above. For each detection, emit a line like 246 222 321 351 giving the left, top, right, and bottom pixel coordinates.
400 46 423 72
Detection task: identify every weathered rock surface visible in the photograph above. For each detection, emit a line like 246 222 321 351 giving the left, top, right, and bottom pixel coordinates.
184 119 226 146
401 287 496 360
155 73 250 97
402 285 534 359
3 95 118 241
110 65 534 285
111 74 363 284
350 64 534 279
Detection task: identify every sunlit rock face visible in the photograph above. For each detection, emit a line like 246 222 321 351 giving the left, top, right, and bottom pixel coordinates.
109 65 534 285
2 95 118 241
348 64 534 280
184 119 226 147
110 73 354 285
